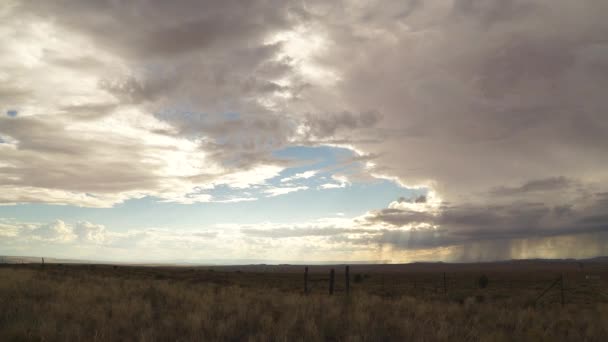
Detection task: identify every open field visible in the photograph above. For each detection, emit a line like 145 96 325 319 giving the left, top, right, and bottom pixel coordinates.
1 261 608 341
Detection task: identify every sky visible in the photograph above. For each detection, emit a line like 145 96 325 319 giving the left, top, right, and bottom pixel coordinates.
1 0 608 263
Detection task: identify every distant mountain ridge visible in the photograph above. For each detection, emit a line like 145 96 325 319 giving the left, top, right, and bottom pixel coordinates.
2 255 608 266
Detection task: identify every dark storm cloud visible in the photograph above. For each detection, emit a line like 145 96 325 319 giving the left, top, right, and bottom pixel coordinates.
302 0 608 199
342 227 453 250
450 0 541 28
275 0 608 258
364 208 433 227
490 177 575 196
302 111 382 139
364 191 608 251
20 0 298 59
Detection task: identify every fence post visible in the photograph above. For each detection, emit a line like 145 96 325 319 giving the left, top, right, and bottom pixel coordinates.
345 265 350 296
443 272 447 295
560 274 565 306
304 266 309 294
329 268 335 295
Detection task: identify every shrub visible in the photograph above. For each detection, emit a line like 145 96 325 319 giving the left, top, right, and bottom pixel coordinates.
478 274 489 289
354 274 364 283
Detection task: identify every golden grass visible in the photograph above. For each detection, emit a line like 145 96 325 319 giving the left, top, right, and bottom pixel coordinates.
1 267 607 341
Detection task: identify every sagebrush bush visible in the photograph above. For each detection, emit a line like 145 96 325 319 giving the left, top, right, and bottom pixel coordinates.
354 274 363 283
479 274 489 289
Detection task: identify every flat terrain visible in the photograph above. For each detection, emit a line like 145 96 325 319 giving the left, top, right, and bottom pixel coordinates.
1 260 608 341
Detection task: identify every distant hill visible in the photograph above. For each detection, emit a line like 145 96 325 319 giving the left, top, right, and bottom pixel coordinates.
0 256 99 265
2 255 608 267
583 256 608 263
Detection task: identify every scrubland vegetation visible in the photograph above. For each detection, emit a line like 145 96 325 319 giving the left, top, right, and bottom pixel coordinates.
1 263 608 341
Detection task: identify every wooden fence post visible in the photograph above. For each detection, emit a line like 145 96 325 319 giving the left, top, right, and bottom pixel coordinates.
560 274 565 306
345 265 350 296
304 266 309 294
329 268 335 295
443 272 447 295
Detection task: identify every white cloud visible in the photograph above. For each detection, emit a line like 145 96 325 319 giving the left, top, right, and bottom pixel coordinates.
0 219 23 238
212 165 283 189
213 197 258 203
319 183 341 189
28 220 77 243
73 221 107 244
280 170 318 183
319 175 351 189
264 186 308 197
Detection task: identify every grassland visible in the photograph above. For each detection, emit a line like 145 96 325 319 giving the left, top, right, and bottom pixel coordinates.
1 261 608 341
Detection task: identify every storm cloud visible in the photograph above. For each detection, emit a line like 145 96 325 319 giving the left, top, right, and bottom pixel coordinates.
363 191 608 253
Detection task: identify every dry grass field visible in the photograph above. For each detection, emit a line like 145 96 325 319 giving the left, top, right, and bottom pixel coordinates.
1 261 608 341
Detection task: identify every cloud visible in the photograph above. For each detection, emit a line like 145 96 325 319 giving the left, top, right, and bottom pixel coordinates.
72 221 107 244
299 111 382 140
490 177 575 196
363 191 608 252
264 186 308 197
1 217 367 262
0 0 401 208
9 220 107 244
3 1 608 208
0 218 219 254
319 183 342 189
280 170 318 183
319 175 351 189
287 0 608 205
213 197 258 204
241 226 373 238
0 1 304 207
